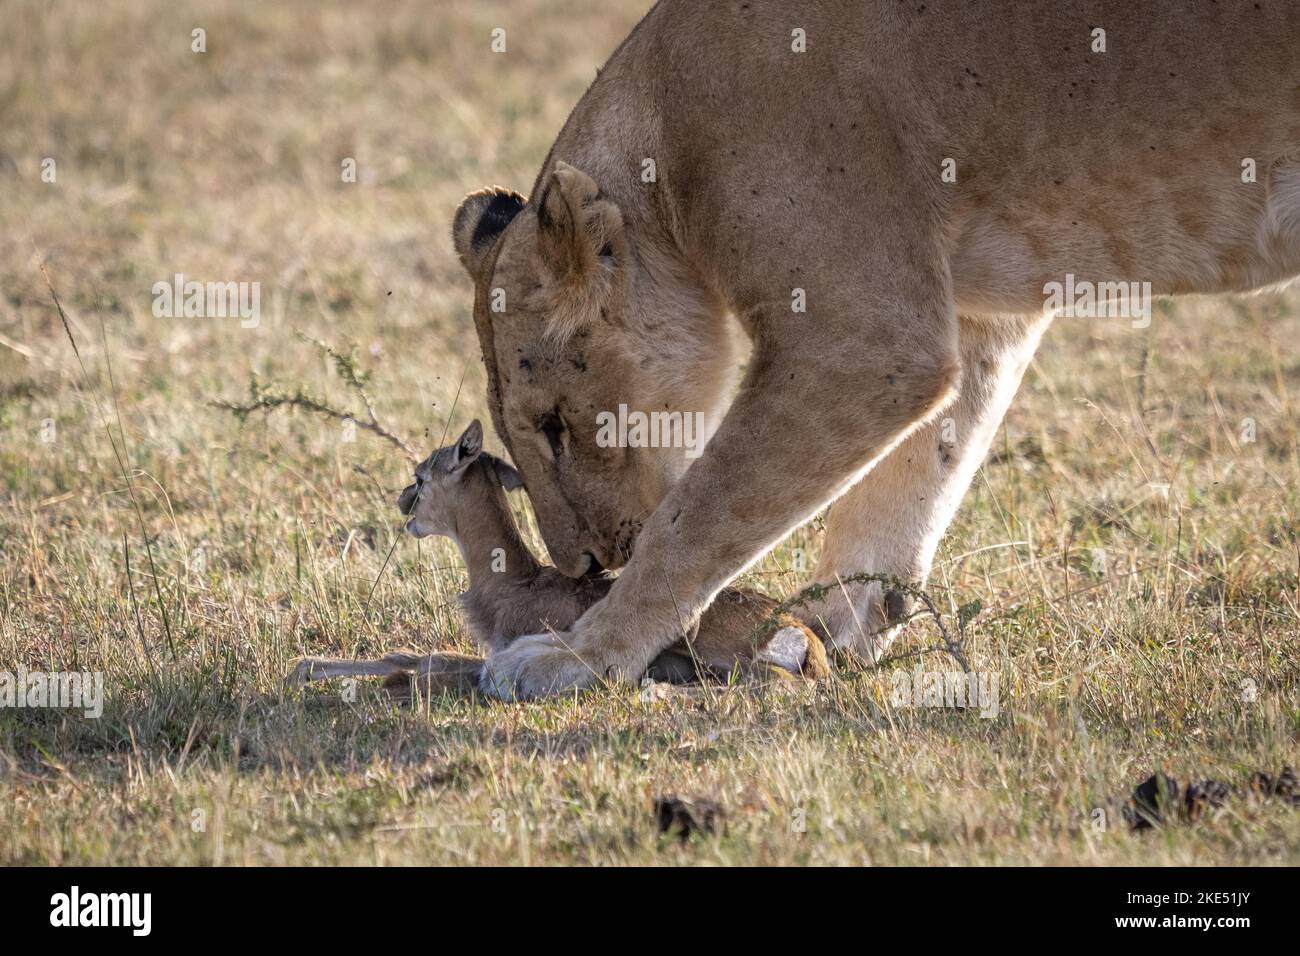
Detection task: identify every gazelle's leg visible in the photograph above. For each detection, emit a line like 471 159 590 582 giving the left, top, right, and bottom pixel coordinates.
285 653 418 686
799 313 1051 659
395 653 486 697
653 590 825 680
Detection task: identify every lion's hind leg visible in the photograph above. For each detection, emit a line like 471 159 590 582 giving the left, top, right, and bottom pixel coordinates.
799 313 1050 661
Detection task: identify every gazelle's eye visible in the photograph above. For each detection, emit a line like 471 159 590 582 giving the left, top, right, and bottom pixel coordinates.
537 410 566 458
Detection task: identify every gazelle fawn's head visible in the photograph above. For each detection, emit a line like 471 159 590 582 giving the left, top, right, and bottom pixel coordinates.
396 420 525 540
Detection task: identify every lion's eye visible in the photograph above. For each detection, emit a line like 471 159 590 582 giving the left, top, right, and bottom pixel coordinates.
537 410 566 458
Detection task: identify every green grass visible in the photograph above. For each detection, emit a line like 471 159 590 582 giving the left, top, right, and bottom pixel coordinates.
1 0 1298 865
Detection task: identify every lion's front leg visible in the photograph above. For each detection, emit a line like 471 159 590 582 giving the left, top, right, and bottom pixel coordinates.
800 313 1051 660
482 282 962 699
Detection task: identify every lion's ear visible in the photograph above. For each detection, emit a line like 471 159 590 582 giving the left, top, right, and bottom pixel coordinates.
452 187 527 277
536 162 625 340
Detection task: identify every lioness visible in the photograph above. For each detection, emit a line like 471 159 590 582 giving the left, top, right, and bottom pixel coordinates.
448 0 1300 697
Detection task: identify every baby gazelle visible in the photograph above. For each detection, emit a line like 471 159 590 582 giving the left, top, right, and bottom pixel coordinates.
289 421 826 697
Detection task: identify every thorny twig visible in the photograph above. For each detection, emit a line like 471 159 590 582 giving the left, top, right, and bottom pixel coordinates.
211 331 417 461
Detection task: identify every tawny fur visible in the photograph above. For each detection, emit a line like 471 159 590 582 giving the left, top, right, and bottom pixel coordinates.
446 0 1300 697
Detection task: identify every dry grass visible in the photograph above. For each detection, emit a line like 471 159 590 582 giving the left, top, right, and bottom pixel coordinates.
1 0 1298 865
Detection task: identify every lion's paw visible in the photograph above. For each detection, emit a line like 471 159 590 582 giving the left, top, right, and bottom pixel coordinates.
480 633 609 700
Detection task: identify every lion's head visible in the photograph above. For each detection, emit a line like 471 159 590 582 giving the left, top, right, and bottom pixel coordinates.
451 162 736 577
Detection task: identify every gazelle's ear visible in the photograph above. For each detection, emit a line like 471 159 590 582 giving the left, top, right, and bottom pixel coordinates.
536 162 625 341
452 187 527 277
449 420 484 473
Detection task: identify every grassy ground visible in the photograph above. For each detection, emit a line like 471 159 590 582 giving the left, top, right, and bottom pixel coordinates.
1 0 1298 865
